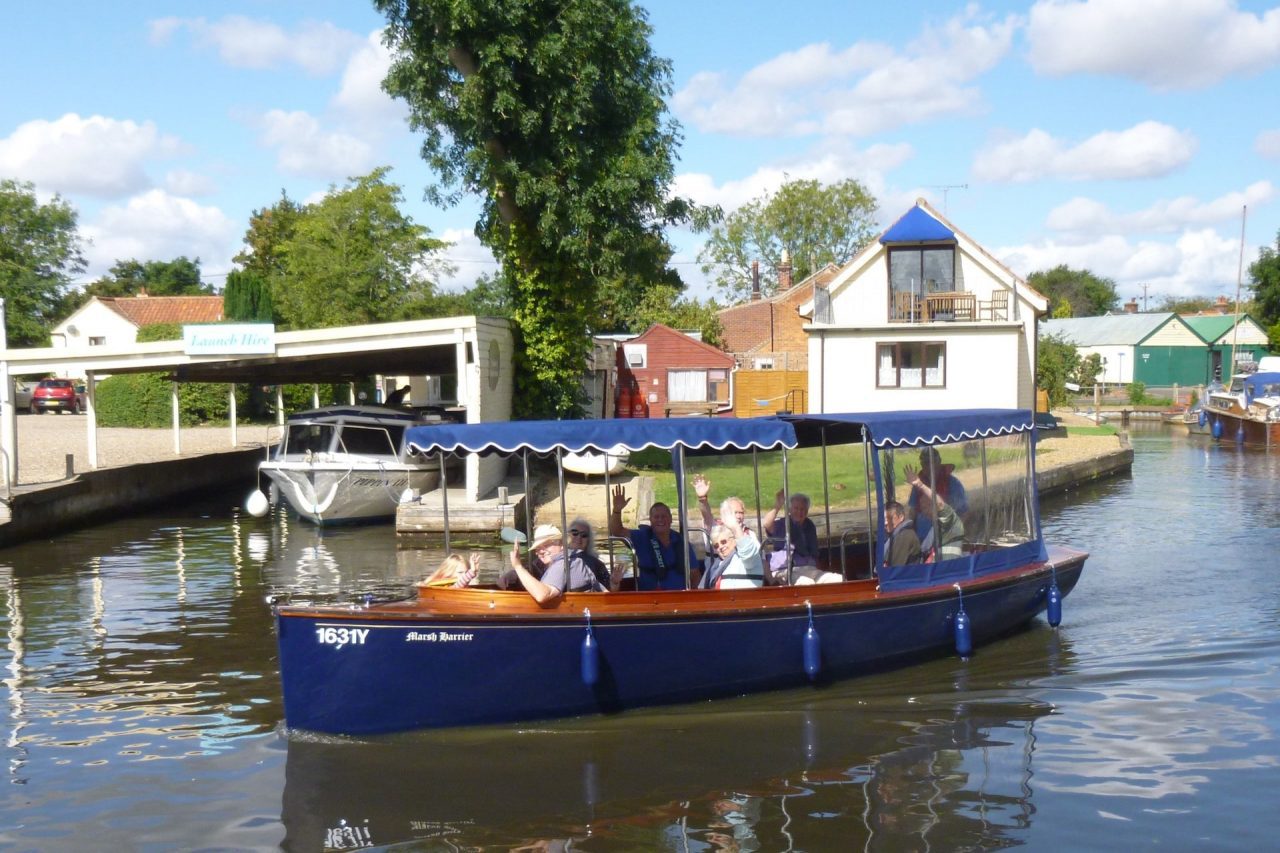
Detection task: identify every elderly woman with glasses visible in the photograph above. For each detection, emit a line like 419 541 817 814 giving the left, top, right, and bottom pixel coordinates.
700 516 764 590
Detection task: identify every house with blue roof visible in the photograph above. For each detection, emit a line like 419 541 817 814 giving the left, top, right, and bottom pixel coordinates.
800 199 1048 412
1040 312 1210 386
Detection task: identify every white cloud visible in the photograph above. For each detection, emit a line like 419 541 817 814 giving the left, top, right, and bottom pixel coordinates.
81 190 239 279
435 228 498 292
1046 181 1274 235
0 113 184 198
149 15 364 76
331 31 407 126
163 169 217 197
972 122 1197 183
672 141 913 211
999 228 1256 299
673 9 1015 137
257 110 374 178
1256 129 1280 160
1026 0 1280 90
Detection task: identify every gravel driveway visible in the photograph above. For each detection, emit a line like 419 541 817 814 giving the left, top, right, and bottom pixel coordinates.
10 413 274 486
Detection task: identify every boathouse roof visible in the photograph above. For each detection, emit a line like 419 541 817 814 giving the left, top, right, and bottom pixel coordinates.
1040 313 1206 346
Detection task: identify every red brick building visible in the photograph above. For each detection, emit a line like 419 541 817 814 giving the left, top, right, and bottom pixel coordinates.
615 324 735 417
717 258 837 416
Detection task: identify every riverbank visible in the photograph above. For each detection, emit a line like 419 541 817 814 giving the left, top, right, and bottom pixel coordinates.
9 414 271 485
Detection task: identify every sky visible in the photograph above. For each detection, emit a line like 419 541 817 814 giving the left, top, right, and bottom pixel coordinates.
3 0 1279 308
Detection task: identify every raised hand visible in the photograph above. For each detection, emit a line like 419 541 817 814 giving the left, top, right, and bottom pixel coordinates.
694 473 711 500
611 483 631 512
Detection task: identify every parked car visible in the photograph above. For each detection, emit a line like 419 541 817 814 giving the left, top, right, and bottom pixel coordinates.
30 378 82 414
14 381 34 411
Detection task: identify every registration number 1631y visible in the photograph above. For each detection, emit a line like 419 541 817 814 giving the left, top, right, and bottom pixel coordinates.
316 626 369 648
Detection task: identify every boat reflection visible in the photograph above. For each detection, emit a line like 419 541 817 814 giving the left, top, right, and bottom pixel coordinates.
280 689 1063 851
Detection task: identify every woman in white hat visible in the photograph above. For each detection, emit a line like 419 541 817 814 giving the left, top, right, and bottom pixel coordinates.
507 524 608 604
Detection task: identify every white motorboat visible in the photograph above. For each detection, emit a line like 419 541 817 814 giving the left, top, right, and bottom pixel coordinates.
246 405 444 525
561 443 630 476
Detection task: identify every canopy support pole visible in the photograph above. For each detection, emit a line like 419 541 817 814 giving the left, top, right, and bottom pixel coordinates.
820 427 831 571
522 451 533 564
781 449 792 585
439 452 450 553
556 448 568 552
862 433 875 577
676 445 691 589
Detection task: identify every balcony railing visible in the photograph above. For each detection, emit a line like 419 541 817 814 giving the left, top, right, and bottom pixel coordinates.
889 290 1008 323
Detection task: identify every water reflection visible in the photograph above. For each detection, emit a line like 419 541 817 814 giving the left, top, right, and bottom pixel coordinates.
2 429 1280 848
279 678 1069 851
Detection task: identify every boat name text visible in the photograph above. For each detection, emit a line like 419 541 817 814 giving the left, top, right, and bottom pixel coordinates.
406 630 475 643
316 627 369 648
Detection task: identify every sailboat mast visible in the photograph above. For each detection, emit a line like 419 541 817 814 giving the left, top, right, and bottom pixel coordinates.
1228 205 1247 382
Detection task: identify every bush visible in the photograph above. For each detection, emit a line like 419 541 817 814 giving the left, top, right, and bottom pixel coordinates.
1127 381 1146 405
94 373 249 427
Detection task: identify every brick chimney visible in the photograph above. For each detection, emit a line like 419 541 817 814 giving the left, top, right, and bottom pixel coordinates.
751 261 761 302
1215 295 1230 314
777 249 793 292
1124 299 1138 314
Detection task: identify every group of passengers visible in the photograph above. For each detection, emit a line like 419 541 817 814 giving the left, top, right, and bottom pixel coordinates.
427 444 969 602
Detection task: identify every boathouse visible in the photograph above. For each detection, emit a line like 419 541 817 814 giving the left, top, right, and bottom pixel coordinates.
1040 313 1211 386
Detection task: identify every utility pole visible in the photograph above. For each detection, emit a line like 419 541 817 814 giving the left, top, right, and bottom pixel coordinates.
1138 282 1151 312
927 184 968 215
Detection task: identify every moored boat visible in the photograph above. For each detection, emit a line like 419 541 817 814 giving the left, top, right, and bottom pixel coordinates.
247 405 444 525
273 409 1087 735
1202 372 1280 446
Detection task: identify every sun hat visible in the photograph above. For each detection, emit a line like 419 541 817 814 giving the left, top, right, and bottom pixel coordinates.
529 524 563 550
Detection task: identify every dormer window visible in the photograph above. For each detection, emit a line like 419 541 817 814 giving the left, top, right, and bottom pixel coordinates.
889 246 955 298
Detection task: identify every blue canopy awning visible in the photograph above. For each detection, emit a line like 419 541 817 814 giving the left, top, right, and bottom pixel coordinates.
406 410 1033 457
405 417 798 456
781 409 1034 448
879 205 955 244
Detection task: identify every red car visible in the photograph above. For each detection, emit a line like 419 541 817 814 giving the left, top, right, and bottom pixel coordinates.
30 378 82 414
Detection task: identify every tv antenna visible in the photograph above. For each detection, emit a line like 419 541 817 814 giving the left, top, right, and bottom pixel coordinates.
928 184 968 215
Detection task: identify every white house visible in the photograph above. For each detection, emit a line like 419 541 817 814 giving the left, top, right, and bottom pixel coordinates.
801 200 1048 413
51 294 225 351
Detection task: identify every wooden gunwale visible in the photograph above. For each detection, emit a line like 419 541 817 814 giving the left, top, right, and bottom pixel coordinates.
276 546 1086 623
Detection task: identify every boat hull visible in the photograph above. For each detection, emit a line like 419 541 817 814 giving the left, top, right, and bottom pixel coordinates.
262 463 439 524
1203 408 1280 446
276 547 1086 735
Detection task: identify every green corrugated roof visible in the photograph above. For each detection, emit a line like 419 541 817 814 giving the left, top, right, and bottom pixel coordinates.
1182 314 1263 344
1040 313 1200 346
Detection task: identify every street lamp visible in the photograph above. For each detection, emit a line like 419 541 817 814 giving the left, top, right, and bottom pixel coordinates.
1118 352 1125 386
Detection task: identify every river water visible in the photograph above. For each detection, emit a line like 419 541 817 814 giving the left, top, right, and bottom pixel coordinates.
2 423 1278 851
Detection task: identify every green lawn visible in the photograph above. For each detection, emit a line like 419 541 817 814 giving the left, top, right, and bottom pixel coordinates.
630 442 995 513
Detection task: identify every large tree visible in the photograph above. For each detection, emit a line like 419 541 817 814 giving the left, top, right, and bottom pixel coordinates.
271 167 451 329
0 179 85 346
222 269 275 322
1027 265 1119 317
81 257 211 299
628 284 723 348
697 177 879 302
1249 228 1280 330
234 190 303 280
377 0 700 417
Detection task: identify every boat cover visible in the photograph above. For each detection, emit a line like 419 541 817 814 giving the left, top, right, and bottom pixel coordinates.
781 409 1034 448
1244 372 1280 400
405 417 797 456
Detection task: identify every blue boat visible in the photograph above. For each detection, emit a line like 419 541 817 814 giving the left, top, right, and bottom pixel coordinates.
273 409 1087 735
